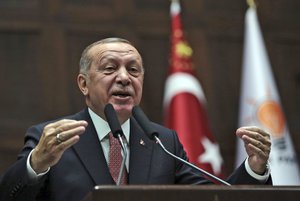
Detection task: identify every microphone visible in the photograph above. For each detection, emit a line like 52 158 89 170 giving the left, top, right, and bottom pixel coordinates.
132 106 231 186
104 103 128 186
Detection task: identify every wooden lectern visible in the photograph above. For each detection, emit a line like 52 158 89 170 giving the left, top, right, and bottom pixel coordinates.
83 185 300 201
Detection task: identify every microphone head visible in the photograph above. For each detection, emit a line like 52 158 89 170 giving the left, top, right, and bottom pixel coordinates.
104 104 124 138
132 106 158 140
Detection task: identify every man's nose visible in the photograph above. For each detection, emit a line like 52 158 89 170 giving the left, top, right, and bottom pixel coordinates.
116 67 131 85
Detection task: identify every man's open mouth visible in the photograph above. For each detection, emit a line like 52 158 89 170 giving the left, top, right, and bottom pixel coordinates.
113 92 130 98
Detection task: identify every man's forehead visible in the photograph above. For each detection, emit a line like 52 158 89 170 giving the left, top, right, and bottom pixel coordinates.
89 42 139 57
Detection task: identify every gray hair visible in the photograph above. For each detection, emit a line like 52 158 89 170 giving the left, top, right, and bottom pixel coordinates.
79 37 136 74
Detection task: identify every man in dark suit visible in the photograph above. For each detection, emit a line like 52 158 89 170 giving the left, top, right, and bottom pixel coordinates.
0 38 272 201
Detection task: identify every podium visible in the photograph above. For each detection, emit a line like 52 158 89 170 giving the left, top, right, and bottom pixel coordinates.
83 185 300 201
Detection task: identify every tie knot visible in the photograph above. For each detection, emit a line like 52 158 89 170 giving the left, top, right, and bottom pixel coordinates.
109 132 120 146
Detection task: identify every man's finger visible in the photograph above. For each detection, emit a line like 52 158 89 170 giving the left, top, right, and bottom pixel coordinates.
53 125 86 145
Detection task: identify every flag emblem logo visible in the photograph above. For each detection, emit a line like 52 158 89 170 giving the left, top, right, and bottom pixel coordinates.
257 100 285 138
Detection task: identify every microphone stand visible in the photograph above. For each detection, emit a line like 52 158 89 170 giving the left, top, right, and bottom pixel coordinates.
104 103 128 186
132 105 230 186
116 133 127 186
154 135 231 186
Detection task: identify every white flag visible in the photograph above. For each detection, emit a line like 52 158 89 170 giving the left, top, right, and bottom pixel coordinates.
236 6 300 185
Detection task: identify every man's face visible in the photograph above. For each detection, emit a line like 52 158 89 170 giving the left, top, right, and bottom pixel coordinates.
79 42 144 123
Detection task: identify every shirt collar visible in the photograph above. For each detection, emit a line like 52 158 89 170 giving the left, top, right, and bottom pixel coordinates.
88 107 130 142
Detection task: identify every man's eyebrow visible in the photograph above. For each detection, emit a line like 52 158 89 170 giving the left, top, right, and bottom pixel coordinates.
127 59 141 64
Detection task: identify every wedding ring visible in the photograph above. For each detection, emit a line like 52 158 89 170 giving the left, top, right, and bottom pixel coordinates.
56 133 63 144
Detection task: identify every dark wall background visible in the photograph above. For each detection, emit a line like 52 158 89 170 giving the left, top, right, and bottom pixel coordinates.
0 0 299 177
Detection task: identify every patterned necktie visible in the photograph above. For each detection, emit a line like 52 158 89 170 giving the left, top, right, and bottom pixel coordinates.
108 132 128 184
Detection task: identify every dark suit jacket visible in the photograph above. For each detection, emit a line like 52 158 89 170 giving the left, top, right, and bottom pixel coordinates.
0 108 271 201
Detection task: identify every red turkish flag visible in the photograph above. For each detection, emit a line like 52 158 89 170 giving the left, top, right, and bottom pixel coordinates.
163 0 224 179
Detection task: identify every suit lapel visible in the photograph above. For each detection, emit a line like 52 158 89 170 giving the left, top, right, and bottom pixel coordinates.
73 109 113 185
71 110 155 184
128 118 155 184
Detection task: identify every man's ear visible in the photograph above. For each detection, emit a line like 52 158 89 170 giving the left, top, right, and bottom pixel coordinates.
77 74 88 95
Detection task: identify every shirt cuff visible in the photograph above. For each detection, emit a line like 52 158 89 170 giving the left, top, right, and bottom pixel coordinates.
245 157 270 182
26 149 50 181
